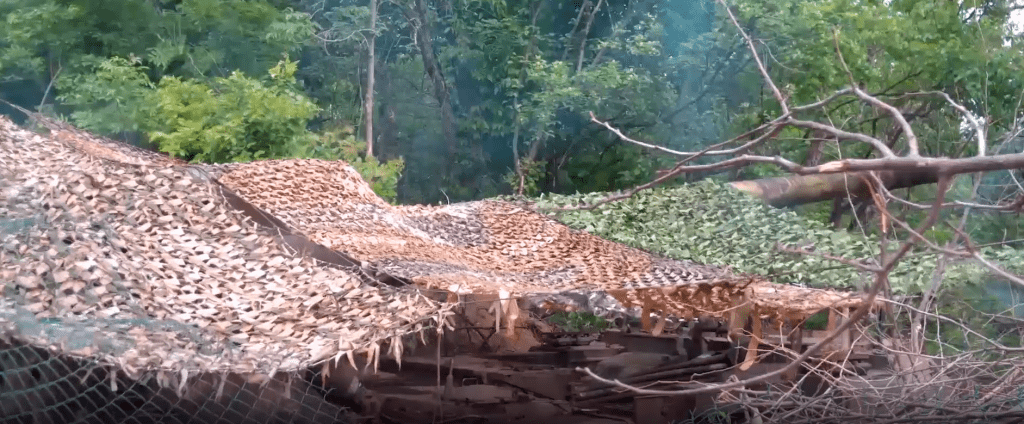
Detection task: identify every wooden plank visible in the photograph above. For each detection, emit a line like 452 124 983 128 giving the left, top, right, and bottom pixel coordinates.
740 307 761 371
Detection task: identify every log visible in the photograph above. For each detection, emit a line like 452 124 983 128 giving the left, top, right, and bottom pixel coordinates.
729 170 938 207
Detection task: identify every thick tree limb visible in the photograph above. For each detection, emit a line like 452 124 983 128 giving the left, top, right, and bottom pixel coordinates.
729 171 938 207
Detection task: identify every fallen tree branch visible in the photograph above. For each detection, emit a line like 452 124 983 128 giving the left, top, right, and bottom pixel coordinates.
566 1 1024 418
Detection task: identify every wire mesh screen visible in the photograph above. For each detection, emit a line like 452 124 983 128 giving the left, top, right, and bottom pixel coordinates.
0 336 351 424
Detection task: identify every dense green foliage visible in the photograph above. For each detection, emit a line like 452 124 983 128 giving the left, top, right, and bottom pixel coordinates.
4 0 1024 203
0 0 313 98
536 182 1023 295
58 57 321 163
301 0 709 202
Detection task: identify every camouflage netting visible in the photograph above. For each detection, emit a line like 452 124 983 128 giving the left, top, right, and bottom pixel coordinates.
0 114 881 422
0 115 448 422
212 160 877 326
0 115 446 375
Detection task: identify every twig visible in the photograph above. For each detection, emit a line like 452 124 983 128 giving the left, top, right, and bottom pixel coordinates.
832 30 917 156
776 244 881 273
39 64 61 110
900 91 987 156
716 0 789 114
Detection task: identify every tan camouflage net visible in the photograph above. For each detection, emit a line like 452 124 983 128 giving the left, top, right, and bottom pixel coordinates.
1 113 882 382
212 160 880 332
0 115 447 380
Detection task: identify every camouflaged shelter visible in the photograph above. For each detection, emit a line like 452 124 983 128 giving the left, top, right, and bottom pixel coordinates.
0 113 880 422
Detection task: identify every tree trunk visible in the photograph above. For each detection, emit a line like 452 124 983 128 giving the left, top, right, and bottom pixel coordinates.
377 63 400 161
729 170 938 208
561 1 589 62
575 0 602 73
364 0 377 158
404 0 458 172
512 1 543 196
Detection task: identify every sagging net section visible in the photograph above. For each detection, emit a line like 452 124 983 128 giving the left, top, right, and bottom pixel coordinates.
0 324 350 424
0 210 351 424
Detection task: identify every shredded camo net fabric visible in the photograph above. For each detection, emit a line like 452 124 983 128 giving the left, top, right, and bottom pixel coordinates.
0 113 881 423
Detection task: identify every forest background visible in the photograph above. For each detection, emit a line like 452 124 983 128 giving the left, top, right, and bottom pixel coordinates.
3 0 1024 350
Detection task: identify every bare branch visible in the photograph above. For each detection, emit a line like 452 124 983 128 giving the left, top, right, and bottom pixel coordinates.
716 0 789 114
880 298 1024 353
900 91 987 156
972 251 1024 288
589 111 690 157
787 117 896 157
832 30 919 156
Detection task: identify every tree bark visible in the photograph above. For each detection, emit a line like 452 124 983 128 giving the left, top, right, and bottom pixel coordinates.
575 0 602 73
377 63 400 161
364 0 377 157
512 1 543 195
729 170 938 208
404 0 458 171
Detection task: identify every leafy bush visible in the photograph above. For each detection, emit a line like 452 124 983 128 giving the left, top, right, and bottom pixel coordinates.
299 124 405 203
547 311 611 333
55 56 156 134
502 158 546 196
148 59 319 163
58 57 318 163
533 180 1020 295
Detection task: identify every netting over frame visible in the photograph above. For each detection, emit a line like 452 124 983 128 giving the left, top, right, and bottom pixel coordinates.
0 115 446 422
1 113 883 423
